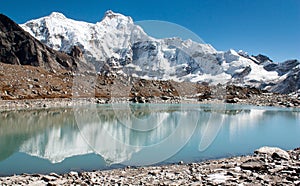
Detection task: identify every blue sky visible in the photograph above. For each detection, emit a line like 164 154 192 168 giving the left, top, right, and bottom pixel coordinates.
1 0 299 62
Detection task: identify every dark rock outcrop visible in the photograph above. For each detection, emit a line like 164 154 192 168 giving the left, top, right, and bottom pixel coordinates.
0 14 82 72
69 46 83 59
263 59 300 94
271 67 300 94
252 54 273 64
232 66 252 79
264 59 300 76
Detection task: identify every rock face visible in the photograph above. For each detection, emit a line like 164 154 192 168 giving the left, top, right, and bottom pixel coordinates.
264 60 300 76
252 54 273 64
0 14 90 72
263 59 300 94
268 61 300 94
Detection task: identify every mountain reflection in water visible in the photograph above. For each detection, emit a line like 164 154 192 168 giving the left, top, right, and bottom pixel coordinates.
0 104 299 175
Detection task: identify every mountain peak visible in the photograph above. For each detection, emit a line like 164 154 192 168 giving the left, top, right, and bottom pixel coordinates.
101 10 133 23
48 12 66 19
105 10 118 17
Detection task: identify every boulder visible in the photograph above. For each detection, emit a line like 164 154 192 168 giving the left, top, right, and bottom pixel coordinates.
254 146 290 160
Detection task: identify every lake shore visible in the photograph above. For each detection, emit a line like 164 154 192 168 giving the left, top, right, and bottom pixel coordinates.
1 91 300 112
0 146 299 185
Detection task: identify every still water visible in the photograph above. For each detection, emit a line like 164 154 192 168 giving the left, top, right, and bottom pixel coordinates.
0 103 299 176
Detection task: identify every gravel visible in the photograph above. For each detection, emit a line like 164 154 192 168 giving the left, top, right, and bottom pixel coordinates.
0 147 299 185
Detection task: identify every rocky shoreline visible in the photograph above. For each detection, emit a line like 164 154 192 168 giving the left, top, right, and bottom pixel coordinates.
0 92 300 112
0 147 299 185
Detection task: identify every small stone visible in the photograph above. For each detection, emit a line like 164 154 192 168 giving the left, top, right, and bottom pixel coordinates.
49 173 60 178
148 170 161 176
41 175 57 182
165 172 174 179
294 180 300 185
69 171 78 176
226 97 239 103
241 161 266 171
96 99 106 104
161 96 170 100
137 96 146 103
31 174 42 177
226 171 235 177
269 165 285 173
232 166 241 172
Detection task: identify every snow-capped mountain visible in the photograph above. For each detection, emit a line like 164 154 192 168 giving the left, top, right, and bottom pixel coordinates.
21 11 299 93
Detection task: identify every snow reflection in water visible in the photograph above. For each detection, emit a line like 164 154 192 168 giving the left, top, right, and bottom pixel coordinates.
0 104 299 176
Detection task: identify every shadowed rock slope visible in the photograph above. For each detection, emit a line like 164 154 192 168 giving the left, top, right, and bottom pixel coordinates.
0 14 91 72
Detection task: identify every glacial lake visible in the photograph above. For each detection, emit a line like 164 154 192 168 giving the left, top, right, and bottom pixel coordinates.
0 103 299 176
